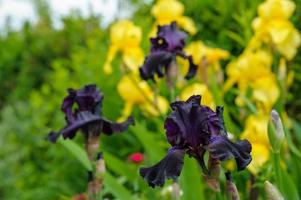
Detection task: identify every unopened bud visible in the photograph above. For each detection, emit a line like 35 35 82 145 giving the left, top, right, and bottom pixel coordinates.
268 110 285 153
264 181 284 200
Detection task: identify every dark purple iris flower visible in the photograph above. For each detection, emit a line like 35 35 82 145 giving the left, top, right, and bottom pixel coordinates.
140 95 251 187
139 22 197 81
47 84 134 142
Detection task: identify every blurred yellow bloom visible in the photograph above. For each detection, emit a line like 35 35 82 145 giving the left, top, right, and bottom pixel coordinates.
117 75 168 121
185 41 229 66
241 114 270 174
224 49 272 93
104 20 144 74
150 0 196 35
225 49 280 112
252 75 280 113
252 0 301 60
248 143 270 175
258 0 295 20
180 83 215 109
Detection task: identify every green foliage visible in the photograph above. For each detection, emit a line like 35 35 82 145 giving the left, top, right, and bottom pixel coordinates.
0 0 301 199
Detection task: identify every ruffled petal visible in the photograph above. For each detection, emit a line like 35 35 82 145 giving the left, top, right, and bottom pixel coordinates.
101 116 134 135
75 84 103 113
207 135 252 171
165 95 221 148
140 148 185 187
60 111 103 139
61 88 76 122
151 22 187 52
139 51 174 81
184 55 198 79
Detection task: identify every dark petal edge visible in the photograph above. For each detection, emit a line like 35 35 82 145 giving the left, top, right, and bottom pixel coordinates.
102 116 135 135
46 131 61 143
207 135 252 171
139 148 185 187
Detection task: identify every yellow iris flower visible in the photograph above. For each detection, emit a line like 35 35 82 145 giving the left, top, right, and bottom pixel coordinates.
252 0 301 60
185 41 229 67
179 83 215 109
225 49 279 112
252 75 280 113
117 75 169 121
241 114 270 174
224 49 272 93
150 0 196 36
104 20 144 74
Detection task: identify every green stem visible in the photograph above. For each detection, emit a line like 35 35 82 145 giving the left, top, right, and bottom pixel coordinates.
273 153 283 194
122 63 165 120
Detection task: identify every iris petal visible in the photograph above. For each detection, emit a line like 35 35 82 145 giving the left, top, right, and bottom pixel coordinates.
102 116 135 135
46 131 61 143
60 111 103 139
208 135 252 171
164 95 220 148
139 148 185 187
139 51 173 81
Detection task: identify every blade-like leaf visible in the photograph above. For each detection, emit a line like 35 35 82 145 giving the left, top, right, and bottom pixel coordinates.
130 122 166 163
104 172 135 200
179 157 205 200
59 139 92 171
104 152 136 182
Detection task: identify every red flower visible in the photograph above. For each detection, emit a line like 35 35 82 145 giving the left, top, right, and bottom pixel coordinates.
129 153 144 164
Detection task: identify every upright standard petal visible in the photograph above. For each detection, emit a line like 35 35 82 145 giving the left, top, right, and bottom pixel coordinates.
140 22 197 81
140 148 185 187
151 22 187 52
164 95 221 148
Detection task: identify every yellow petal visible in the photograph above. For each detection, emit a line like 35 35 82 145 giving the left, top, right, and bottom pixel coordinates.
140 96 169 117
241 114 270 146
117 75 151 104
123 47 144 72
268 21 293 44
110 20 142 48
258 0 295 20
185 41 206 65
247 143 270 175
177 16 197 35
103 45 118 74
252 75 280 112
276 28 301 60
180 83 215 109
151 0 184 24
118 102 134 122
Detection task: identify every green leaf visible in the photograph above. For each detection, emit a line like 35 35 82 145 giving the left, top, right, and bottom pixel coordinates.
59 139 92 171
104 152 136 182
281 170 300 200
104 172 135 200
180 157 205 200
130 122 166 163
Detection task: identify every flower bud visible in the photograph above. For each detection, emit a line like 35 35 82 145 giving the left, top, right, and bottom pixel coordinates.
264 181 284 200
268 110 285 153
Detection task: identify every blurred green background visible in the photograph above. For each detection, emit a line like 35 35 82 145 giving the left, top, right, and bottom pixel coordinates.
0 0 301 199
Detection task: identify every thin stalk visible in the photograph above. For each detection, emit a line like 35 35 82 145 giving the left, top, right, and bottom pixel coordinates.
85 130 104 200
273 152 283 194
122 63 165 119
